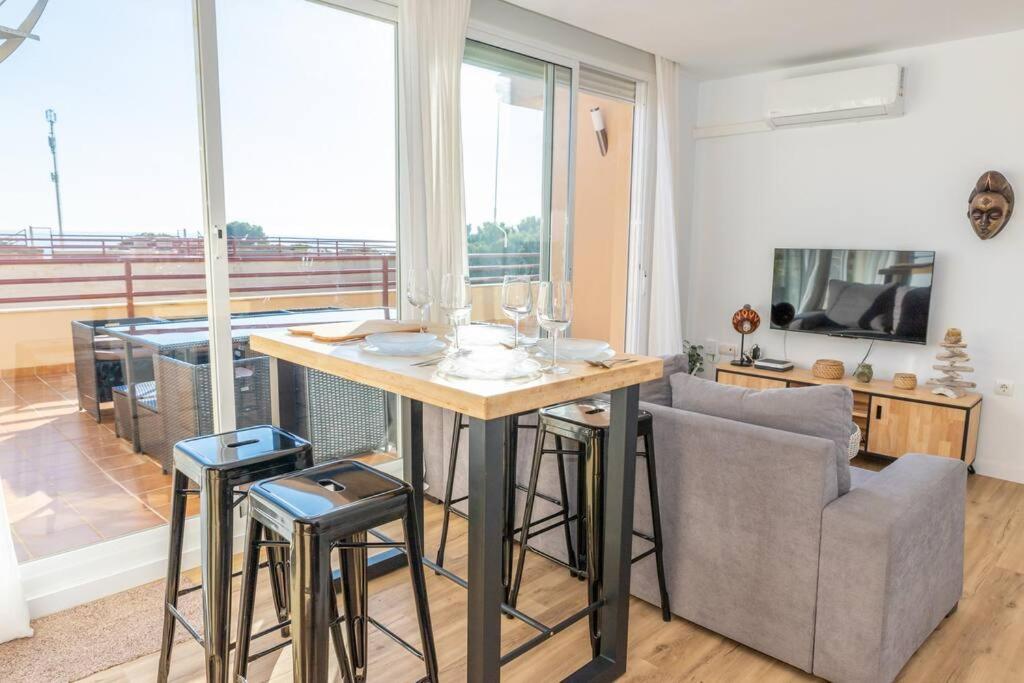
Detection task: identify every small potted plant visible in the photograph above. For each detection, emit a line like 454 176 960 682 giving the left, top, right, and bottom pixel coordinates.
683 340 705 375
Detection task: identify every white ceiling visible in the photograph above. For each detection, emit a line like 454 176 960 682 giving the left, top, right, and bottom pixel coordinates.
505 0 1024 77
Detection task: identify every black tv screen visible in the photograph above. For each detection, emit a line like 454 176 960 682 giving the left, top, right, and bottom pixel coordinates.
771 249 935 345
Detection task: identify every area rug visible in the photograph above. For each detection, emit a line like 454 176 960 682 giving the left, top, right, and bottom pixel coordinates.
0 578 202 682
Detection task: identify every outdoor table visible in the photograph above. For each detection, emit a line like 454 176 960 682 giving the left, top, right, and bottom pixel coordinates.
100 307 390 452
249 327 662 681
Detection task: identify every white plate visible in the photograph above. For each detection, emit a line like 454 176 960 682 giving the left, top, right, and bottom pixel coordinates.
361 339 446 357
535 338 611 361
365 332 437 353
437 348 540 380
534 346 615 363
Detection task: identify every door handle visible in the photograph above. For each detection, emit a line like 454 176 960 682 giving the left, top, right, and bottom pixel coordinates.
876 404 883 420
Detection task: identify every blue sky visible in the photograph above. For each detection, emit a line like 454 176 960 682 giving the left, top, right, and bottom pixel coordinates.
0 0 543 240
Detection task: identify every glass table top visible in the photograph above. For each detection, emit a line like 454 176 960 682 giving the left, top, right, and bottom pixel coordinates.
100 307 392 352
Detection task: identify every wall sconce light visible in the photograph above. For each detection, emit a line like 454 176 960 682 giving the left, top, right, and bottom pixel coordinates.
590 107 608 156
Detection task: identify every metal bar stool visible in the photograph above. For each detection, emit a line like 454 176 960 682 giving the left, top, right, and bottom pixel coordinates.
510 399 671 653
435 411 577 597
235 459 439 683
157 426 313 683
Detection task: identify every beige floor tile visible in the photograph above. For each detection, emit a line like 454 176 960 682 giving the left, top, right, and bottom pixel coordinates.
12 498 90 536
105 461 164 484
0 372 176 559
87 504 165 539
18 522 102 558
118 471 173 496
90 451 152 471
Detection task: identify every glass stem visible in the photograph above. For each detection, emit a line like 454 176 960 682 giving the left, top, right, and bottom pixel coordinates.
514 313 519 349
552 329 558 369
453 315 460 351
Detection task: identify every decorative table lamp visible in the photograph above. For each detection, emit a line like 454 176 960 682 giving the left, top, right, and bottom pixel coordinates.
730 304 761 367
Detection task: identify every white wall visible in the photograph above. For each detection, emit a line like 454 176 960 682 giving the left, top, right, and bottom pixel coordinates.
686 29 1024 482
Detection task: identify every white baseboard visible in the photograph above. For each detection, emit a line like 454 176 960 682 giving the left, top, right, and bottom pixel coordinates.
20 515 247 619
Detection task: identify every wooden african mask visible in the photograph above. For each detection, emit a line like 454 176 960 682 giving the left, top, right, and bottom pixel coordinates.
968 171 1014 240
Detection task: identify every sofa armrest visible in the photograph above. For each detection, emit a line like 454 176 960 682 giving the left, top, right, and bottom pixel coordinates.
639 402 838 672
814 454 966 683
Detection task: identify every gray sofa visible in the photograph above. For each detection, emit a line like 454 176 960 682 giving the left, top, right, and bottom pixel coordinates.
421 358 966 683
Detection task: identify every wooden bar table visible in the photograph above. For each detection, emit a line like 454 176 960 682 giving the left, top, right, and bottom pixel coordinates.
249 328 662 681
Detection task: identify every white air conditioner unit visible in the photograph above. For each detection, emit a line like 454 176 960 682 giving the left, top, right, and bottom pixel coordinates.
764 64 904 128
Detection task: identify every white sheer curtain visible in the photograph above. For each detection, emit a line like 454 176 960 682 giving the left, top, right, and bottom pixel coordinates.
1 485 32 643
645 56 685 354
397 0 471 320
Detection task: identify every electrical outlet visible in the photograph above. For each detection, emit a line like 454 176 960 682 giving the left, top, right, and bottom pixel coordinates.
994 379 1015 397
719 343 737 358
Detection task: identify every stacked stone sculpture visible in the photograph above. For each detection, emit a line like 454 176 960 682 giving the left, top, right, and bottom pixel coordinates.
928 327 976 399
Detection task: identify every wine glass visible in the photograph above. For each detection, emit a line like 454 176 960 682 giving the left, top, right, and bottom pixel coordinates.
440 273 472 353
537 281 573 374
501 275 533 349
405 268 433 332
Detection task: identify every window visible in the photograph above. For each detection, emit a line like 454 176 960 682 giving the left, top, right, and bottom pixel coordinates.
461 41 572 323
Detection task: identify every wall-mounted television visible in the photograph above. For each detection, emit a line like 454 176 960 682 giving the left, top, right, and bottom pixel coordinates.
770 249 935 345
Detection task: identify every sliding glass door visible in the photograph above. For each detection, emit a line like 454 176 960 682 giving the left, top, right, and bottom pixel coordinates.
213 0 399 464
460 41 573 326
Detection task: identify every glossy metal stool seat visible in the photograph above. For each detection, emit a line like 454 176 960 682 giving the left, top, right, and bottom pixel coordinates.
510 399 671 653
436 411 576 600
235 460 439 683
157 426 313 683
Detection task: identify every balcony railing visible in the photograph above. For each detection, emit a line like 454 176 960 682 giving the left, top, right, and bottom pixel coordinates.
0 232 541 310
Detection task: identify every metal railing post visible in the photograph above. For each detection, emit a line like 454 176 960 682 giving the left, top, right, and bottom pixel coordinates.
124 261 135 318
381 255 391 317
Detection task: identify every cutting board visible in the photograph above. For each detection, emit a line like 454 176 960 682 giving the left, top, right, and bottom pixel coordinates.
288 319 421 342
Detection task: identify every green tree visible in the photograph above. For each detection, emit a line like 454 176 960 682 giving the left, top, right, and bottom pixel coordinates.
466 216 541 281
226 221 266 240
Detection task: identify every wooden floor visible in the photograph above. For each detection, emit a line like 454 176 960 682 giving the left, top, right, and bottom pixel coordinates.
82 463 1024 682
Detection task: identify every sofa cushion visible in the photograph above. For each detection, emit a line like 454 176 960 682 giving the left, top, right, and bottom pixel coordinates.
849 466 876 489
670 372 854 495
638 353 688 407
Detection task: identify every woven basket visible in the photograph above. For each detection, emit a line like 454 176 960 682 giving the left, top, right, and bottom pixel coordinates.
812 359 845 380
893 372 918 390
848 424 862 460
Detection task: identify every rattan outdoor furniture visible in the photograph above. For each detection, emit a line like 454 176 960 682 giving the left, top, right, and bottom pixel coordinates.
72 317 161 422
147 351 272 472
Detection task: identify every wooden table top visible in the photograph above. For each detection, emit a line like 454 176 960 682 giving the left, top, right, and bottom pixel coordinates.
250 328 663 420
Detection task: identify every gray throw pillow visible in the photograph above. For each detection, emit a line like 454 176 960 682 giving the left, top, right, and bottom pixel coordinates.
670 372 853 495
637 353 688 407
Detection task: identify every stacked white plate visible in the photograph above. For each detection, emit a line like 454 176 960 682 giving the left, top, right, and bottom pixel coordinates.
438 347 541 380
362 332 445 356
535 338 613 362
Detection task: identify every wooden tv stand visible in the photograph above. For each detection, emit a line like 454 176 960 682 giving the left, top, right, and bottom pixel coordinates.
714 362 982 471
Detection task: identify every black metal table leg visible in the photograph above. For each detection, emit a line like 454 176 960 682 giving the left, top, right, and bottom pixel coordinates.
401 396 425 550
503 415 518 599
467 416 505 682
